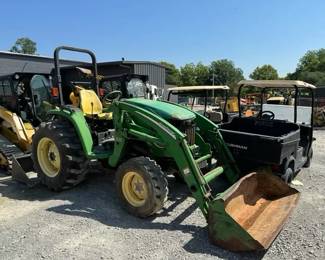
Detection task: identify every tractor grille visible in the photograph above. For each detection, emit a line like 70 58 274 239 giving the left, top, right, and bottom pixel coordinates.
180 121 195 145
184 123 195 145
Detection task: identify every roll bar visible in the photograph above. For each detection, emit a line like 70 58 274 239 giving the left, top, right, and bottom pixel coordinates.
53 46 99 105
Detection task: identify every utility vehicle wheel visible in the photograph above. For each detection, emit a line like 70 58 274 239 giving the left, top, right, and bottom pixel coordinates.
281 167 293 183
304 148 313 168
116 157 168 218
32 119 88 191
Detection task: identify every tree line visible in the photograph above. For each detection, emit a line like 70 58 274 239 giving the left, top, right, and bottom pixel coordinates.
161 52 325 89
7 37 325 88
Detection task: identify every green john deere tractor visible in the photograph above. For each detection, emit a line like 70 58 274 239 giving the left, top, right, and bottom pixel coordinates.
31 46 299 251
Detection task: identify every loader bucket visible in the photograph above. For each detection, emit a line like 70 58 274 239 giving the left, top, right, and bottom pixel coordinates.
12 154 39 187
208 172 299 251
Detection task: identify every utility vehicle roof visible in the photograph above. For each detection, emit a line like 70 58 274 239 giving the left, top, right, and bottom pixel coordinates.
168 85 230 92
238 80 316 89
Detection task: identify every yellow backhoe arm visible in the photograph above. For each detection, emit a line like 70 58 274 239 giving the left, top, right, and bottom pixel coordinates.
0 106 34 151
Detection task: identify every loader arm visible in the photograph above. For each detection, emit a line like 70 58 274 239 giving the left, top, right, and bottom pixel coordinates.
110 100 300 252
161 100 241 183
46 101 299 252
109 100 240 216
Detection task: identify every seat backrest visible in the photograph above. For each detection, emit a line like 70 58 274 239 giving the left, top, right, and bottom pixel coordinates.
79 89 102 115
69 92 80 106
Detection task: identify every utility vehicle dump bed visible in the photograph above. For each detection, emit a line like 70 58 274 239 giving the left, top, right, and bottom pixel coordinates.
219 117 300 165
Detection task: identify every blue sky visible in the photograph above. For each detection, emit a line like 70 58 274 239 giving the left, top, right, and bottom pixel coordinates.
1 0 325 77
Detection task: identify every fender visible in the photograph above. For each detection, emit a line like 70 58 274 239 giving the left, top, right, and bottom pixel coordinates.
47 107 102 159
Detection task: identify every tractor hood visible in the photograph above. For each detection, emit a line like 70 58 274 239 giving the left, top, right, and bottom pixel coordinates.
124 98 196 121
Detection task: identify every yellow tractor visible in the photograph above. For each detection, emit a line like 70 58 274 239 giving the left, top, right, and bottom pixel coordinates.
0 72 52 174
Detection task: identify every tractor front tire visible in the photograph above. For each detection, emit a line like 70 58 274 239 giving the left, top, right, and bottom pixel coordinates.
32 119 88 191
116 156 168 218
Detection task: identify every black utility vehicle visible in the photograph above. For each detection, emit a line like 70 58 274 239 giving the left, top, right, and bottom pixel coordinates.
219 80 315 183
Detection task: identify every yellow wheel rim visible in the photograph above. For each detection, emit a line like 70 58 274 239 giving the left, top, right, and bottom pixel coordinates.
121 171 148 207
37 137 61 178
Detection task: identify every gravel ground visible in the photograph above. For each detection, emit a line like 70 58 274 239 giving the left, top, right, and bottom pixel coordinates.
0 131 324 260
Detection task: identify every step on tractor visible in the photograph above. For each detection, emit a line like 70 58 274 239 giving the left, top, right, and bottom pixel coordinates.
15 46 300 252
0 72 53 177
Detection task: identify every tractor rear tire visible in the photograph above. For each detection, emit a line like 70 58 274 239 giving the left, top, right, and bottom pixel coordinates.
32 119 88 191
115 156 168 218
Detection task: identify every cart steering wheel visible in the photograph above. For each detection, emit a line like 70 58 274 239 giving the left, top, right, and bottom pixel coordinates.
260 110 275 120
103 90 122 107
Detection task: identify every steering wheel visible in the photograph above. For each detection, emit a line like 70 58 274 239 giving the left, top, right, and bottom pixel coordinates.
103 90 122 106
260 110 275 120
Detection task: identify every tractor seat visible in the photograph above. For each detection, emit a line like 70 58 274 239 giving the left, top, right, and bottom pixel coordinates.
79 89 112 120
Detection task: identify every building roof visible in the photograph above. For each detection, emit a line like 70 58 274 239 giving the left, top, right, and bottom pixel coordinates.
0 52 166 88
0 51 84 64
0 51 165 68
98 60 166 68
0 51 86 76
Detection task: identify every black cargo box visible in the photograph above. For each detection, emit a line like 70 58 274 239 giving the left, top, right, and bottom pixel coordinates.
219 117 300 165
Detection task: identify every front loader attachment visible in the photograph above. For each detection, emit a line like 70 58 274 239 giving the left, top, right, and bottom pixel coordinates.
208 172 299 251
113 101 300 252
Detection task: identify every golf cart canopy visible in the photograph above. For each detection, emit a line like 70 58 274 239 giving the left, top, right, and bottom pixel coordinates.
237 80 315 125
168 85 230 93
238 80 316 89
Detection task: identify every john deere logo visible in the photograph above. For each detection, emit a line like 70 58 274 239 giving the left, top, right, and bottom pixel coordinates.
227 143 248 150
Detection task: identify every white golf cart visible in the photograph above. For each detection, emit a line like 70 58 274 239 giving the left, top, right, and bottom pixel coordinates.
167 85 230 123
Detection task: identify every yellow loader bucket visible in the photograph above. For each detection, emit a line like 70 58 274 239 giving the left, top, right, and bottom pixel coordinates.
208 172 300 251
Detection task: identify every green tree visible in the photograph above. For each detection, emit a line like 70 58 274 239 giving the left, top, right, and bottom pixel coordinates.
160 61 181 86
287 48 325 85
9 37 37 55
297 49 325 72
179 62 210 86
180 63 197 85
194 62 210 85
209 59 244 93
250 65 279 80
